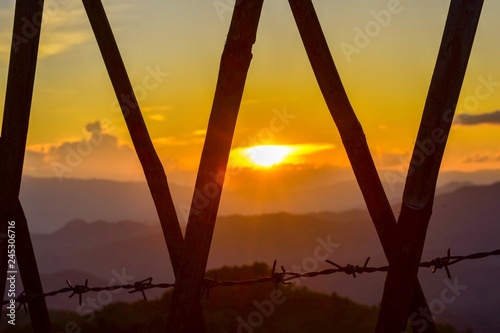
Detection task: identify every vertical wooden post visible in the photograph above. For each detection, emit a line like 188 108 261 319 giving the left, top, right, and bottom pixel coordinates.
376 1 483 332
287 0 436 331
15 200 51 330
166 0 264 331
0 0 50 331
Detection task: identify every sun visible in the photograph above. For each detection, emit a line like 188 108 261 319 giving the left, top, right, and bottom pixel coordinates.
229 143 336 169
242 145 293 168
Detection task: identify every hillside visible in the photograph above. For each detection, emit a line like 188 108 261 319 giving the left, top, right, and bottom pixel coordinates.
3 263 466 333
18 172 494 233
23 182 500 331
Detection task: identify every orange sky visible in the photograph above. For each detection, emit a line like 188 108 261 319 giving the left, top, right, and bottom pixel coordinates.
1 0 500 191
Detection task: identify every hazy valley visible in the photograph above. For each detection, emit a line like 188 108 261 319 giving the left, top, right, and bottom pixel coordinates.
16 177 500 332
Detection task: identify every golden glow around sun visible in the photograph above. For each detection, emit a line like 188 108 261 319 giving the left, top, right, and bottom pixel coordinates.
243 145 293 168
229 143 336 169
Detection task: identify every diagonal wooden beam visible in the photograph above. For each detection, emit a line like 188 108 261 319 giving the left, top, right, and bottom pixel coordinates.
15 200 51 332
166 0 264 331
287 0 436 331
82 0 185 273
0 0 50 331
287 0 396 248
82 0 208 331
376 1 483 332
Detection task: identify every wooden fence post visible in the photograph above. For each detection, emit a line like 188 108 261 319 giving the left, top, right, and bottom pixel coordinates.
287 0 436 331
166 0 264 331
82 0 206 330
0 0 50 331
376 1 483 332
82 0 184 271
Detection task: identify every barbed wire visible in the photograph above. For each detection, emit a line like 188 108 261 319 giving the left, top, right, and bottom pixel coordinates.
203 248 500 293
3 277 175 312
3 248 499 311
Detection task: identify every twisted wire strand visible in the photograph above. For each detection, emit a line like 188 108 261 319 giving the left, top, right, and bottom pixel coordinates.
3 248 499 309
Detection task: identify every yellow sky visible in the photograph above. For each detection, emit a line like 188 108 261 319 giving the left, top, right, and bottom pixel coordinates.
1 0 500 188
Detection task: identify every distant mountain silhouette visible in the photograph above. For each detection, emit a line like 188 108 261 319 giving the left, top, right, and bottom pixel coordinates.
20 177 167 233
29 182 500 332
19 170 497 233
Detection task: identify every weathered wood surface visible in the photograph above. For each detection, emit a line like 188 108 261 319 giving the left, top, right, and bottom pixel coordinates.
376 1 483 332
83 0 206 330
288 0 436 331
0 0 50 331
166 0 264 331
82 0 184 272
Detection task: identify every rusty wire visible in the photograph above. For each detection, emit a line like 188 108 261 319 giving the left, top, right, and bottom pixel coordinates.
3 248 499 310
4 277 175 312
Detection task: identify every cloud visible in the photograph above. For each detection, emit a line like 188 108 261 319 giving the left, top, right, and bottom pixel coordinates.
463 152 500 164
152 130 208 147
23 120 144 181
455 110 500 126
143 106 174 122
378 152 407 167
193 129 206 136
0 6 90 61
23 150 52 174
292 144 336 155
142 105 173 113
147 114 165 122
0 1 136 62
153 137 190 146
38 30 90 57
374 149 410 168
85 120 102 132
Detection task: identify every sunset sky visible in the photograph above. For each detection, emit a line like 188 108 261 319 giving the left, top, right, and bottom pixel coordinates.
1 0 500 190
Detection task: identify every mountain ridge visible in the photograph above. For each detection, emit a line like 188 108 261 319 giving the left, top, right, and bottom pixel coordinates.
24 181 500 332
19 170 500 233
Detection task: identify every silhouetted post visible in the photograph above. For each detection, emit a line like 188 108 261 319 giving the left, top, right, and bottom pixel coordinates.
82 1 207 330
0 0 50 331
82 0 186 269
376 1 483 332
166 0 264 331
288 0 436 331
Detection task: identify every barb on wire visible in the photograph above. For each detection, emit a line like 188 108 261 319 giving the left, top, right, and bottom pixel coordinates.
325 257 372 278
2 277 175 309
284 257 388 283
129 277 154 301
427 248 452 279
16 291 29 313
271 260 289 288
67 279 89 306
420 248 500 280
202 274 218 299
2 248 499 308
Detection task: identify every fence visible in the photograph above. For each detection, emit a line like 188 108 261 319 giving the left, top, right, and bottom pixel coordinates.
0 0 491 332
3 248 499 311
